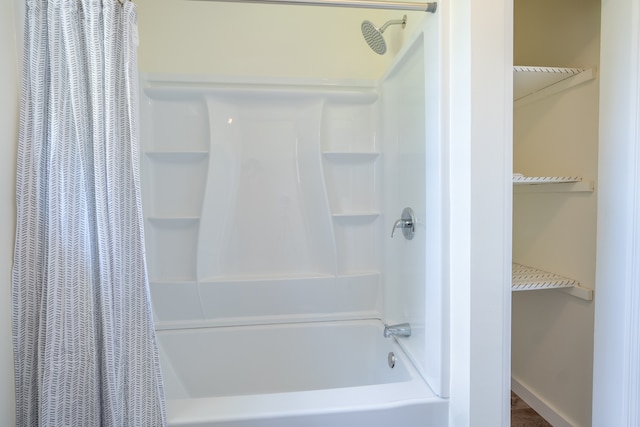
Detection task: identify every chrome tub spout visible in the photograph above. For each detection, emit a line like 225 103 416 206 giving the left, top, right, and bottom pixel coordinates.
383 323 411 338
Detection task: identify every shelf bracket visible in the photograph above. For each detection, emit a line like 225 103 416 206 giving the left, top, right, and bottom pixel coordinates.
558 285 593 301
513 180 595 193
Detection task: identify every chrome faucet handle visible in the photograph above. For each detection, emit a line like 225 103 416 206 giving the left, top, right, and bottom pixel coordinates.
391 219 410 237
390 207 415 240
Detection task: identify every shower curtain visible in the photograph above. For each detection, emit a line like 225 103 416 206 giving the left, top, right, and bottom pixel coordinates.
12 0 166 425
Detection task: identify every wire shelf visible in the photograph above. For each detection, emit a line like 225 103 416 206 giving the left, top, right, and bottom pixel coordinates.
512 263 579 291
512 175 582 185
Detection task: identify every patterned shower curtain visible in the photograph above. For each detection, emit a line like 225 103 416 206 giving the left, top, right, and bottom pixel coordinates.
12 0 166 425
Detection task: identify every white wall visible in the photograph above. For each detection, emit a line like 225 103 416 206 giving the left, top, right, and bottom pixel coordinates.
135 0 423 79
593 0 640 425
0 0 20 424
447 0 512 425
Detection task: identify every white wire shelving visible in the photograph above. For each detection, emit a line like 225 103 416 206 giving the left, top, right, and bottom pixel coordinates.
513 66 596 107
512 263 593 301
512 175 594 193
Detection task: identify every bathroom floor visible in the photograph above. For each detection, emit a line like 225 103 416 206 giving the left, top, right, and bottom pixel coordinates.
511 392 552 427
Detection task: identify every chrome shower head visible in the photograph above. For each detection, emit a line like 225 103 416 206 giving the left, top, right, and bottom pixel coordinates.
361 15 407 55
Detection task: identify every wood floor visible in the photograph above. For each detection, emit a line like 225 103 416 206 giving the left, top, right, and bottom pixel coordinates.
511 391 552 427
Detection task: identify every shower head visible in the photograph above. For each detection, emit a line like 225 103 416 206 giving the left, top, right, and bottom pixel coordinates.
361 15 407 55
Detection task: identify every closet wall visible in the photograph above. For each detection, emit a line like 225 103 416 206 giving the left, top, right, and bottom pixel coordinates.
512 1 600 426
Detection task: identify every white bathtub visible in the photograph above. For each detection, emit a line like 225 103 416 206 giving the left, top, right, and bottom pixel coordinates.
157 320 448 426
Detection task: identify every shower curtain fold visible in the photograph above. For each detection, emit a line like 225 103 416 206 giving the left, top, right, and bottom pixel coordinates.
12 1 166 425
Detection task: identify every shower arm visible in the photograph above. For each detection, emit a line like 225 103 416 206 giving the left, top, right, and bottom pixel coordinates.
379 16 406 33
189 0 437 13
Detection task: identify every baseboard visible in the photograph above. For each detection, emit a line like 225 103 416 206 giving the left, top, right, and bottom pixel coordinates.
511 377 574 427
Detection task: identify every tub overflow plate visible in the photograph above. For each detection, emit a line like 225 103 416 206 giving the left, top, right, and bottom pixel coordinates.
388 352 396 369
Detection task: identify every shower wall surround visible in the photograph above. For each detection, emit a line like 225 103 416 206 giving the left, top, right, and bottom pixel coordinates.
140 17 447 400
141 79 384 327
381 32 445 397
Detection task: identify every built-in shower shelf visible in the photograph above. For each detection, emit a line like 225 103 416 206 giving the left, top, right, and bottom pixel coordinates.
512 263 593 301
197 271 380 282
322 152 380 162
513 176 594 193
146 216 201 222
332 211 380 219
335 271 380 278
143 81 379 103
144 151 209 158
514 66 596 107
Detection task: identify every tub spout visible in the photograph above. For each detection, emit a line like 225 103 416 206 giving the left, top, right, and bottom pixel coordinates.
383 323 411 338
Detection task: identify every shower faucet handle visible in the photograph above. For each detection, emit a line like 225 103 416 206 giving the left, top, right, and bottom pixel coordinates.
390 207 415 240
391 219 411 237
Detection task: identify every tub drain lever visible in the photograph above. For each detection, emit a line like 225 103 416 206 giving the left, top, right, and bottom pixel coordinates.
391 207 415 240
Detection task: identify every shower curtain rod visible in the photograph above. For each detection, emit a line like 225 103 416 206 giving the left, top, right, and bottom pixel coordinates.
190 0 437 13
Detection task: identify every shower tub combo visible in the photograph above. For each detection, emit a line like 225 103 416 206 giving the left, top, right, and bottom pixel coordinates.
140 11 447 427
158 320 445 426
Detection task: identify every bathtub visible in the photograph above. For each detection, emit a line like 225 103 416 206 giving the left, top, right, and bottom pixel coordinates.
157 319 448 426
